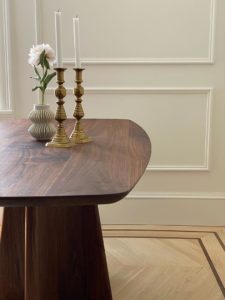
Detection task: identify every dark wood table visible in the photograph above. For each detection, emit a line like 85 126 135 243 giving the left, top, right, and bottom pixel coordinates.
0 119 151 300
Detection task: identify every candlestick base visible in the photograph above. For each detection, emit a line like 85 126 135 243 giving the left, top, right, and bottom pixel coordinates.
46 125 72 148
70 121 92 144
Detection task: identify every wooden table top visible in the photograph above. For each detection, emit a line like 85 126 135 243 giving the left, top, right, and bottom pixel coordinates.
0 119 151 207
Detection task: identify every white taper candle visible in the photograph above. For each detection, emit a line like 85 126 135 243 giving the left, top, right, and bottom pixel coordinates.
55 11 63 67
73 16 81 68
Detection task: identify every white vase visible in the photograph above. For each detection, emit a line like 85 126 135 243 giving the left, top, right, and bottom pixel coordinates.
28 104 56 141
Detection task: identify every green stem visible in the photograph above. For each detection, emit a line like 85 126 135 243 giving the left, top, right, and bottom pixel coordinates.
41 91 45 105
41 67 45 105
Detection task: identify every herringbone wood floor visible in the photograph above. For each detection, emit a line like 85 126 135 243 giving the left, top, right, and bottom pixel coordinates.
103 225 225 300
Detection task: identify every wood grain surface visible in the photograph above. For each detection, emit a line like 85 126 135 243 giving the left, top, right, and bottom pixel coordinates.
26 205 112 300
0 119 151 206
0 208 25 300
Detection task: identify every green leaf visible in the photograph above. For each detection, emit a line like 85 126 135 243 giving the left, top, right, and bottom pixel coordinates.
38 50 46 68
32 86 41 91
34 66 41 79
43 72 56 88
40 69 48 83
43 56 50 69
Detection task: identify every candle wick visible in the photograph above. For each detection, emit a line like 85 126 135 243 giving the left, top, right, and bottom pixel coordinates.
57 9 60 12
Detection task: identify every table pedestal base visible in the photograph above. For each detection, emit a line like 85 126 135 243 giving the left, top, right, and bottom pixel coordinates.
0 205 112 300
0 208 25 300
26 205 113 300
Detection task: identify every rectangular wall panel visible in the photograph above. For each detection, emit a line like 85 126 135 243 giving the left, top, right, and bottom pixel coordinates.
86 89 211 169
40 0 215 63
46 88 211 170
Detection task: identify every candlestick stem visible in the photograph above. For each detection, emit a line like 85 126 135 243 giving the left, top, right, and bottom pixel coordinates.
70 68 91 144
46 68 72 148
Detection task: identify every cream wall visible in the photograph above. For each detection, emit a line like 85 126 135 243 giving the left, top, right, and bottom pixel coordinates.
3 0 225 225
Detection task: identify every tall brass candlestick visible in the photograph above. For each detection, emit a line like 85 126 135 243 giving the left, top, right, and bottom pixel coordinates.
46 68 72 148
70 68 91 144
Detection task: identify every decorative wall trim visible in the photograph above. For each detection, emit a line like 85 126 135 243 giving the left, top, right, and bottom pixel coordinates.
47 86 212 95
126 191 225 200
208 0 216 63
147 165 209 172
148 88 212 171
0 0 12 111
34 0 43 104
63 57 214 66
46 86 212 171
65 0 216 65
77 87 212 95
204 87 212 170
0 110 14 119
35 0 216 65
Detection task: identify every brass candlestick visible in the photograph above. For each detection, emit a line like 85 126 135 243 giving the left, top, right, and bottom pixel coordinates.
70 68 92 144
46 68 72 148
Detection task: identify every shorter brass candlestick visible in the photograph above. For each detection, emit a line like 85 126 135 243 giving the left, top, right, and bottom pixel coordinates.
46 68 72 148
70 68 92 144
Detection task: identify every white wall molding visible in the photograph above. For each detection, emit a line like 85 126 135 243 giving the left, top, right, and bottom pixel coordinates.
46 86 212 172
34 0 43 105
46 87 212 94
0 0 13 111
147 165 209 172
204 87 212 171
64 0 216 65
208 0 216 63
75 87 213 95
0 110 14 119
148 87 212 171
35 0 216 65
63 57 214 66
126 191 225 200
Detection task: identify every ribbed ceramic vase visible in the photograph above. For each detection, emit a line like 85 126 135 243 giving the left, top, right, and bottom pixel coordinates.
28 104 56 141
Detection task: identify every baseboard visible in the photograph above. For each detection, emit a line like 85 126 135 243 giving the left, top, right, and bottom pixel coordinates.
0 110 14 119
99 194 225 226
